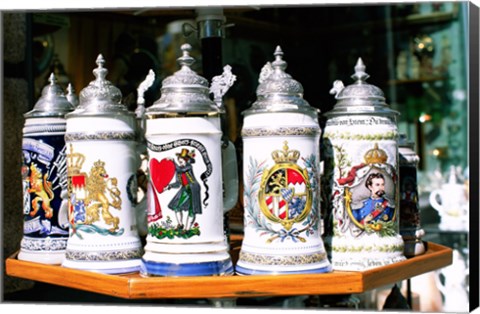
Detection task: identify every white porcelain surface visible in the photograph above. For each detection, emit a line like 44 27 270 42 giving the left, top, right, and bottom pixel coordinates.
323 114 406 271
142 116 235 275
237 112 331 275
63 115 143 273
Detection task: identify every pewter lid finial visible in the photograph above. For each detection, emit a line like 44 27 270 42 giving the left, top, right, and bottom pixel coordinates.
178 44 195 68
93 54 108 82
352 58 370 83
272 46 287 71
24 72 75 118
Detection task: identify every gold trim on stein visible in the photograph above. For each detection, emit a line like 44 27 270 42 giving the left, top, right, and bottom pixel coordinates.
239 251 328 266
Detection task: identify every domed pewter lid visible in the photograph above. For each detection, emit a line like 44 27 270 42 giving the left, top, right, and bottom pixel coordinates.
146 43 219 116
67 54 131 118
326 58 398 116
24 73 75 118
242 46 318 117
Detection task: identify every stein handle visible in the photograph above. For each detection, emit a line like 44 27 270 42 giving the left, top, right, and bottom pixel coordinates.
429 189 444 213
222 140 238 213
134 153 149 236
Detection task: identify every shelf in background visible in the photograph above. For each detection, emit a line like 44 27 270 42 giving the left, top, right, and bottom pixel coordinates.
387 76 447 86
5 239 452 300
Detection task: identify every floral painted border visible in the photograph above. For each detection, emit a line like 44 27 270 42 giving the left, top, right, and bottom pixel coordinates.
323 130 398 141
20 237 67 251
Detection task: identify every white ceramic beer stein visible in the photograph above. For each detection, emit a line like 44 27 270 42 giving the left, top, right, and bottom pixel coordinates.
62 55 144 274
236 46 332 275
141 44 238 277
429 165 468 231
322 58 406 271
18 73 75 264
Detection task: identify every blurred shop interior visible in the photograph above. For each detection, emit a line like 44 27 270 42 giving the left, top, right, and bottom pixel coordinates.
2 2 472 312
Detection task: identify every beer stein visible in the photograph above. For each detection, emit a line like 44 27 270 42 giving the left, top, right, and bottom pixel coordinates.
18 73 75 264
236 46 332 275
62 55 144 274
429 165 468 231
322 58 405 271
398 133 425 256
141 43 238 277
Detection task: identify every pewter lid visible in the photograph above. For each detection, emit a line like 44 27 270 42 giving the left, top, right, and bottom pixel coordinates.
326 58 398 116
243 46 318 117
24 73 75 118
67 54 130 117
146 43 219 115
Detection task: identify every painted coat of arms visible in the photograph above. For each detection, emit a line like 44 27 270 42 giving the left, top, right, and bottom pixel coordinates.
22 137 69 237
66 144 123 237
245 141 318 243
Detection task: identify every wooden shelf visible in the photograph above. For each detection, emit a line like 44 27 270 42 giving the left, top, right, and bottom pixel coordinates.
5 239 452 300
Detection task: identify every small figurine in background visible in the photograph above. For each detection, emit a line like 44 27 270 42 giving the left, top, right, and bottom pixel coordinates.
437 35 452 75
413 35 435 78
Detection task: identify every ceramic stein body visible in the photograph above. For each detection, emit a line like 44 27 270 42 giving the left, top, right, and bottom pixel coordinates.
236 47 331 275
398 133 425 256
62 55 143 274
141 44 237 277
18 74 75 264
322 59 405 271
429 166 468 231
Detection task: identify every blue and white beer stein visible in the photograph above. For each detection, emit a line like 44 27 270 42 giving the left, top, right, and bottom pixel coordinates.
62 55 144 274
19 73 75 264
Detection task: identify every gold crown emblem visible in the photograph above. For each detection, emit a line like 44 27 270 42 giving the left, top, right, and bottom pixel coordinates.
364 143 388 164
272 141 300 164
67 144 85 175
94 160 105 168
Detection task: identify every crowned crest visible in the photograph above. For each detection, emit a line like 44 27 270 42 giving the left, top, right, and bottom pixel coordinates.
67 144 85 176
272 141 300 164
259 141 312 232
364 143 388 164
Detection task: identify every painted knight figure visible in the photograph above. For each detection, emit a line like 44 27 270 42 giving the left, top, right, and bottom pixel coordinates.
18 73 75 264
322 58 406 271
62 55 144 274
398 133 426 257
236 46 332 275
141 44 238 277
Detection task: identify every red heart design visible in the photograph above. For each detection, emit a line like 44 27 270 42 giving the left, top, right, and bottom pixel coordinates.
149 158 176 193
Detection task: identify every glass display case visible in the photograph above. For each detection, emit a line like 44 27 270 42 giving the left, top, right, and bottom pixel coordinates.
2 2 475 312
